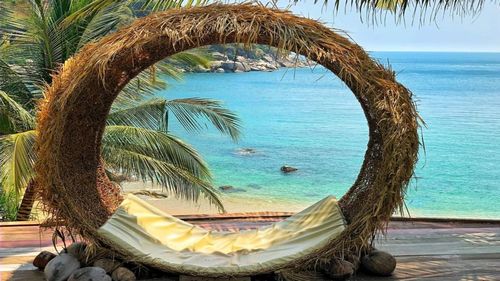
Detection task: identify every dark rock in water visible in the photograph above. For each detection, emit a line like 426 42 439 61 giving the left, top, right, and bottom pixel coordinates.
361 250 396 276
44 253 81 281
281 165 298 173
219 185 247 193
68 267 111 281
93 258 120 274
247 184 262 190
219 185 235 191
111 267 136 281
66 242 88 264
33 251 57 270
236 148 257 155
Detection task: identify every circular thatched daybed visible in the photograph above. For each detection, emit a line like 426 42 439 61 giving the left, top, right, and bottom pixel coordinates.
36 3 419 277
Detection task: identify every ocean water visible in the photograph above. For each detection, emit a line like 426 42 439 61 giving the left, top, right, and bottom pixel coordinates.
159 52 500 219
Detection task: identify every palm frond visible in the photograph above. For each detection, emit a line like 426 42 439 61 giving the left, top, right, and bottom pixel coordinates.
108 99 168 130
0 130 37 198
0 60 34 108
63 0 202 24
0 91 35 134
312 0 491 22
77 3 134 49
102 126 223 211
103 125 211 179
165 98 241 141
114 67 167 107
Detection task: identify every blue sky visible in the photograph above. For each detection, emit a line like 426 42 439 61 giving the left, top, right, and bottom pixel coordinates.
273 1 500 52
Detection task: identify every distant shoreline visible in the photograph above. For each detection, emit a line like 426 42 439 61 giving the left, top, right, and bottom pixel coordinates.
122 182 498 220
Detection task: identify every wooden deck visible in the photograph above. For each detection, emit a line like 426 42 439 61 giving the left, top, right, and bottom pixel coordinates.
1 214 499 281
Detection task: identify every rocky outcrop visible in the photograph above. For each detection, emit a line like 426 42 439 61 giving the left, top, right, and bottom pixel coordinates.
178 49 312 73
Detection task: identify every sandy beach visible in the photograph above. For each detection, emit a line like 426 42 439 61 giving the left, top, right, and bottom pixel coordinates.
122 181 308 215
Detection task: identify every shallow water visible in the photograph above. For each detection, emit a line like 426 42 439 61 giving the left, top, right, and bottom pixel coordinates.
158 52 500 219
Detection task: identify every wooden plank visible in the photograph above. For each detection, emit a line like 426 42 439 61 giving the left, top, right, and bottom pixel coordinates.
1 218 499 280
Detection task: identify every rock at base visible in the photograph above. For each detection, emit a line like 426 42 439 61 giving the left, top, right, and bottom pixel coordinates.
361 250 397 276
33 251 57 270
69 267 111 281
318 258 354 280
44 253 81 281
111 267 136 281
280 165 298 173
93 258 120 274
324 259 354 280
66 242 88 263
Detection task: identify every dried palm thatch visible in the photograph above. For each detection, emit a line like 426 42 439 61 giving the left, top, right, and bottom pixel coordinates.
35 3 420 277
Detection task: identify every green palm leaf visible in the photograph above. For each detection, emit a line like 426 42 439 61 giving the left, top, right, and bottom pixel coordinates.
102 126 223 211
0 130 37 198
165 98 241 141
103 125 211 179
0 91 35 134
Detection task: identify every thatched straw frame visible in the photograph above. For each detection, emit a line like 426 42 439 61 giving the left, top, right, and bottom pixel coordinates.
36 3 419 276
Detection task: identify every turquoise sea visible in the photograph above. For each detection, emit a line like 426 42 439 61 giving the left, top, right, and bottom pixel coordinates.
160 52 500 219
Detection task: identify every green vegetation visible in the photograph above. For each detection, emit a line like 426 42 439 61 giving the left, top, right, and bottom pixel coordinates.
0 0 240 221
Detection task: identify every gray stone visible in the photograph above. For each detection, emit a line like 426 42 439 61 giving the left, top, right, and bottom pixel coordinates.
93 258 120 274
220 61 236 71
211 52 227 60
44 253 81 281
69 267 111 281
235 55 247 62
361 250 397 276
215 68 225 73
111 267 136 281
262 54 274 63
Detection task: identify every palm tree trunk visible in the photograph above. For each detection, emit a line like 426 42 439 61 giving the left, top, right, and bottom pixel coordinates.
16 180 36 221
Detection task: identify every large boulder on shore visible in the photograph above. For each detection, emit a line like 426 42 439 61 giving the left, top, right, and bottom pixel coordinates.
220 61 251 72
68 267 111 281
361 250 397 276
44 253 81 281
211 52 227 60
